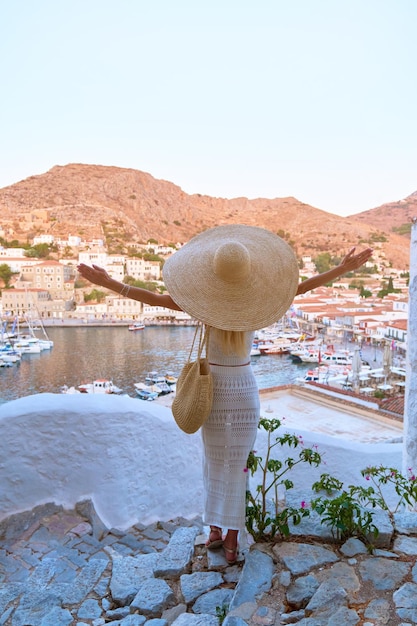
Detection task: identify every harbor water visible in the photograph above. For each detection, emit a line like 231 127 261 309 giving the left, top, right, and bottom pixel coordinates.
0 326 315 405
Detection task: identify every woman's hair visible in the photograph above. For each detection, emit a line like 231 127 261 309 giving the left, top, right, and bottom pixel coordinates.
212 327 248 357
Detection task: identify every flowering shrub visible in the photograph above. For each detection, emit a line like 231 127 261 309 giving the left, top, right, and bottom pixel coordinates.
311 466 417 546
245 417 321 541
360 466 417 518
245 417 417 547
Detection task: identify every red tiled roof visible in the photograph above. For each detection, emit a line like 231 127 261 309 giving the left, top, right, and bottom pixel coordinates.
380 396 405 417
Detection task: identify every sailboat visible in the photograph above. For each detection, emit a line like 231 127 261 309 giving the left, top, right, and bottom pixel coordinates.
0 319 22 363
22 290 54 350
8 312 54 354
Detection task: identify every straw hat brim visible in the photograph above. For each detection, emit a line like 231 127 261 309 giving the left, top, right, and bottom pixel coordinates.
163 224 299 331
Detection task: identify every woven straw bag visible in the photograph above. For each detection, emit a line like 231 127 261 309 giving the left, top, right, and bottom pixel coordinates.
172 324 213 434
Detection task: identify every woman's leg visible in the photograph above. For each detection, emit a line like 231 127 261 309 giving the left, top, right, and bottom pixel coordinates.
223 529 239 564
205 525 223 549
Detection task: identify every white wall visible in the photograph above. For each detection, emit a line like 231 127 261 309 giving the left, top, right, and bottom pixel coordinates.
403 220 417 474
0 394 204 529
0 393 403 529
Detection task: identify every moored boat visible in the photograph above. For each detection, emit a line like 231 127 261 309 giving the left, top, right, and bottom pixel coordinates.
258 338 294 355
0 358 13 368
13 337 42 354
165 372 178 385
128 323 145 331
250 345 261 357
145 371 166 385
135 381 172 396
135 387 159 401
297 364 352 385
0 343 22 363
78 379 123 394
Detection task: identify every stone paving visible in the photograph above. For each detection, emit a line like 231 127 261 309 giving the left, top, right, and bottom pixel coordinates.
1 501 417 626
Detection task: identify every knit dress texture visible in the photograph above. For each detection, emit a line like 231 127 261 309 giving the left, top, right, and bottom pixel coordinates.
201 329 260 531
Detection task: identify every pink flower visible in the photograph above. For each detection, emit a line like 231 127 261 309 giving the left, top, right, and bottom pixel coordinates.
365 475 370 481
243 467 248 473
301 500 307 509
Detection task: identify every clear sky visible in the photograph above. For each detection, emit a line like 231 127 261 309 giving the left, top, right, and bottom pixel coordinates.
1 0 416 216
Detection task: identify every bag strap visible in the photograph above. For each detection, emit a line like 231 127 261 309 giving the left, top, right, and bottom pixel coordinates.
197 324 210 359
187 323 210 361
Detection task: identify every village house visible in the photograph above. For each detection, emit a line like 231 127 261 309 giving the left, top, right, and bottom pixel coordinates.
292 286 409 347
18 260 75 300
32 234 55 246
125 258 160 281
385 318 408 349
105 294 143 320
0 232 410 334
1 288 72 319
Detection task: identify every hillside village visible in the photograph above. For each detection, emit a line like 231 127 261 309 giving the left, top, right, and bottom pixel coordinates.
0 228 409 360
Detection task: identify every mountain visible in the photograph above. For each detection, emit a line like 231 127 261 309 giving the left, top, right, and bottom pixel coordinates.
349 191 417 237
0 163 412 269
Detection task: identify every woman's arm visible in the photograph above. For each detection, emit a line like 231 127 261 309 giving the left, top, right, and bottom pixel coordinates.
77 263 182 310
296 247 373 295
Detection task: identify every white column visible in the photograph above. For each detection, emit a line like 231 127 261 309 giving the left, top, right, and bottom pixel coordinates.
403 218 417 474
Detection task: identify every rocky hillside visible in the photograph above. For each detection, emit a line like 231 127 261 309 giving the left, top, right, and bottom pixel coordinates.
350 191 417 238
0 163 413 269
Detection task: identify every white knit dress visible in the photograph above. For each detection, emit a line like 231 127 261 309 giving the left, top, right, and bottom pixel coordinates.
201 329 260 531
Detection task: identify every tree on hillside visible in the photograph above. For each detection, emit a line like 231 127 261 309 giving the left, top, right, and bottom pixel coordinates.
124 276 159 292
313 253 332 273
360 286 372 298
24 243 52 258
84 289 107 303
62 245 75 258
377 275 400 298
142 252 163 262
0 263 14 288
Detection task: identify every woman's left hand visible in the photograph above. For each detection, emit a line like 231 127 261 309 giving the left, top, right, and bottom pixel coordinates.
339 247 373 272
77 263 111 287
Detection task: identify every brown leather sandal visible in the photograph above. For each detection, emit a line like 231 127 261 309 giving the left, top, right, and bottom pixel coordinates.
223 543 238 565
205 526 223 550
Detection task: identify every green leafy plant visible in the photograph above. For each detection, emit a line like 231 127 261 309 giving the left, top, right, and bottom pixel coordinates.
373 389 386 399
311 474 379 546
245 417 321 541
245 420 416 548
215 604 229 624
360 466 417 518
84 289 107 303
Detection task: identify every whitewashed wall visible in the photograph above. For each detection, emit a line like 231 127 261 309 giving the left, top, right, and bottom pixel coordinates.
0 393 403 529
0 394 204 529
403 219 417 474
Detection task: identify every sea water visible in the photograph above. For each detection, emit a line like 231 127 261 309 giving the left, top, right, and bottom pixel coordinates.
0 325 311 404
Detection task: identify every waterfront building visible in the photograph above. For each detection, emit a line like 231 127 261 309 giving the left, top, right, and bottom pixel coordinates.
2 288 50 317
106 294 143 320
19 260 75 299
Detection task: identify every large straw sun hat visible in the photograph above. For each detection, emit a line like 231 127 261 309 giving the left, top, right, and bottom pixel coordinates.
163 224 299 331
